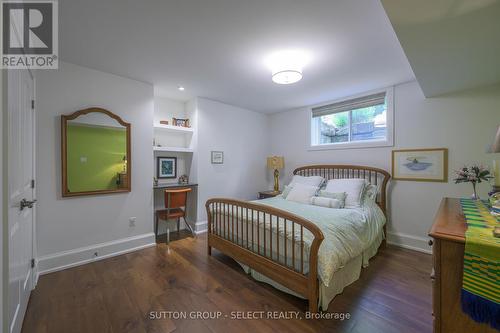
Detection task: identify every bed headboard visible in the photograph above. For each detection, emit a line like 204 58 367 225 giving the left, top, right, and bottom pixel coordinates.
293 165 391 214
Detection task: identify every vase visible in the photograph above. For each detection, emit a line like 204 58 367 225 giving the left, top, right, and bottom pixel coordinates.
471 182 480 200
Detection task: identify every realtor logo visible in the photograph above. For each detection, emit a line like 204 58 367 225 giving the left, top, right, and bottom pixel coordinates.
2 0 58 68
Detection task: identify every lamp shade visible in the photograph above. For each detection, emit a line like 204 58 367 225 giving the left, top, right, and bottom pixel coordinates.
267 156 284 170
488 125 500 153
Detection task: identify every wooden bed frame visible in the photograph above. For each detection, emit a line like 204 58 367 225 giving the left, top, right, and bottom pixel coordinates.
206 165 391 312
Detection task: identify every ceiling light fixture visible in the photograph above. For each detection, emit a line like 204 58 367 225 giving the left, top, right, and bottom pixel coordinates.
266 50 310 85
272 70 302 85
178 86 185 91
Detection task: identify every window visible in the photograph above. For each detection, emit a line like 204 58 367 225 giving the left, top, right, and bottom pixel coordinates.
310 88 393 149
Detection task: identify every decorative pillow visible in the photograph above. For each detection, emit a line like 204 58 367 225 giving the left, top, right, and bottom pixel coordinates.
318 190 347 208
285 183 318 204
363 184 379 202
325 179 366 208
310 196 342 209
288 175 325 188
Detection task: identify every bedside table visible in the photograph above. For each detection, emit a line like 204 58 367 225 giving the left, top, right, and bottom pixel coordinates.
258 190 282 199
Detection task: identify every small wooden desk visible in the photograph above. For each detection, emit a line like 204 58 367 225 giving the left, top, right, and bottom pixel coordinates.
429 198 496 333
154 183 198 190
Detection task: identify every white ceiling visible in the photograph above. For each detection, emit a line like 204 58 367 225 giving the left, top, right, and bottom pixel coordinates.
59 0 415 113
382 0 500 97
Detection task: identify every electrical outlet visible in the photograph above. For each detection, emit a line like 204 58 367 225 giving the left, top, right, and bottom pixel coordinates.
129 217 137 227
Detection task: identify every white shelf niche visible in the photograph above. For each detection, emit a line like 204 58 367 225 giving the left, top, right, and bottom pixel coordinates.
153 146 194 153
154 124 194 134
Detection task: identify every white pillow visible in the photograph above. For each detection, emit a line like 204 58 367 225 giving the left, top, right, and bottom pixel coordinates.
310 196 342 209
286 183 318 204
325 179 366 208
288 175 325 188
318 190 347 208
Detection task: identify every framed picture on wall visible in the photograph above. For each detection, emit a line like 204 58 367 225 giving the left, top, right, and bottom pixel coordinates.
157 157 177 179
392 148 448 182
211 151 224 164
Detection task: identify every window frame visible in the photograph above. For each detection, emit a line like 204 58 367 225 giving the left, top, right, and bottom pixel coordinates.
308 87 394 151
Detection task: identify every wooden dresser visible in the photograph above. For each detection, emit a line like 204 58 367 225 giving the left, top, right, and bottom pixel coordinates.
429 198 496 333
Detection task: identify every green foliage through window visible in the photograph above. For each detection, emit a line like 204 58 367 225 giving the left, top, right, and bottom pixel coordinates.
316 104 387 144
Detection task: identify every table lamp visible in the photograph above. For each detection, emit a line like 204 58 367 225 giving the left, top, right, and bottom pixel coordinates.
487 125 500 195
267 156 285 192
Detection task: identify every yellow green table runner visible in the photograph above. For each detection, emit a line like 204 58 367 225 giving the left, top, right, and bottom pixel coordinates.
460 199 499 330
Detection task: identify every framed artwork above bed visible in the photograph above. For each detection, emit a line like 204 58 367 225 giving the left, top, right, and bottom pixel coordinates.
392 148 448 182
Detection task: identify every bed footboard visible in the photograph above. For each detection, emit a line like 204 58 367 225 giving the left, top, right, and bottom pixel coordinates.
205 198 325 312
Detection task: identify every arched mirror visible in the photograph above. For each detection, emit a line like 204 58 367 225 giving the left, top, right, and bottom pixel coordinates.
61 108 131 197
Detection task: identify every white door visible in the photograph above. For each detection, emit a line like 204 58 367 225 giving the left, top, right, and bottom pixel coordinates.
7 68 35 333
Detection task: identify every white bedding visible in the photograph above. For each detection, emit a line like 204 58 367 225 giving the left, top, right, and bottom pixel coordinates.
256 196 385 286
211 196 386 287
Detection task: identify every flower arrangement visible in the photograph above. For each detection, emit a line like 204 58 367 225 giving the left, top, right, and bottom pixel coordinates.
454 165 493 200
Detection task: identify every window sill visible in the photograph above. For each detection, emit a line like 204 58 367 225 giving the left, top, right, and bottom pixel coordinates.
308 139 393 151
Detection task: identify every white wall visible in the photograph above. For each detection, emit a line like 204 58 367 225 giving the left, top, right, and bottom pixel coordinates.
153 96 193 184
185 99 200 229
36 62 155 272
154 96 189 148
185 99 198 184
269 81 500 252
154 96 185 125
195 98 271 222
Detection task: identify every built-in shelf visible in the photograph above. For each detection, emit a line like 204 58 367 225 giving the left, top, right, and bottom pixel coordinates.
153 146 194 153
154 124 194 134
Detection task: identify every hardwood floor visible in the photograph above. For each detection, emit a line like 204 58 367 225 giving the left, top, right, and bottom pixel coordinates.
22 232 433 333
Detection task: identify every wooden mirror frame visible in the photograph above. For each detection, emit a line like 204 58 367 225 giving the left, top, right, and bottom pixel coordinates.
61 107 131 197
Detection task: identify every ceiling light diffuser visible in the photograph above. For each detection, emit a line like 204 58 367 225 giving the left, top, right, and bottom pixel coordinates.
178 86 185 91
272 70 302 85
266 50 310 85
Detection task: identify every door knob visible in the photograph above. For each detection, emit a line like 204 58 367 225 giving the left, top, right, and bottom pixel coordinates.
20 198 37 211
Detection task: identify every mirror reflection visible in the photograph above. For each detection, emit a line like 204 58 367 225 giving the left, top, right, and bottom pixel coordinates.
62 108 131 196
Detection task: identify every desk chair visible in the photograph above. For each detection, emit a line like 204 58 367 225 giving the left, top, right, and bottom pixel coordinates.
155 188 194 240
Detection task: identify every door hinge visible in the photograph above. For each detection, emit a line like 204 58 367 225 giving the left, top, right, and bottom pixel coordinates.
31 259 35 268
31 99 35 110
31 179 35 188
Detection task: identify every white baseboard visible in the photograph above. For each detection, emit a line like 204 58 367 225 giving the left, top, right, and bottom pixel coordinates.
387 231 432 254
194 220 207 234
36 233 156 278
